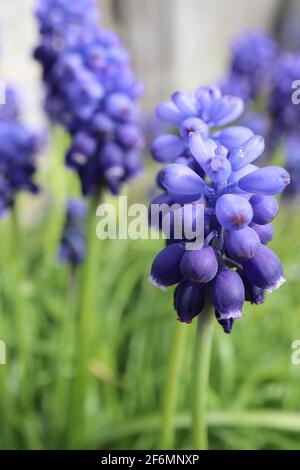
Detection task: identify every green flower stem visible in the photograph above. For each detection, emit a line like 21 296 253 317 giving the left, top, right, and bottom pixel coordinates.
160 321 188 449
11 206 31 412
52 267 78 447
0 307 13 447
68 195 100 448
192 305 215 450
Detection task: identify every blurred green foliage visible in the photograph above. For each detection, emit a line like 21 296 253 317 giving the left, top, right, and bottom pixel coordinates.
0 130 300 450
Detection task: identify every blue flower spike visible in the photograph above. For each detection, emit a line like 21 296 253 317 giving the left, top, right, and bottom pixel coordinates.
149 85 290 333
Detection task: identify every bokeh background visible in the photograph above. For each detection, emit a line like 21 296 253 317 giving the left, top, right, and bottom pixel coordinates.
1 0 300 450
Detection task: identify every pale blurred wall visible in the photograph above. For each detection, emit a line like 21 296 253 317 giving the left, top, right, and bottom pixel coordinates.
0 0 42 125
111 0 281 107
0 0 281 120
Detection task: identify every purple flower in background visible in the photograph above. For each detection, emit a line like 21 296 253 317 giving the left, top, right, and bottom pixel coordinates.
269 53 300 135
219 32 279 163
219 74 252 102
0 86 43 217
282 134 300 197
221 31 277 101
222 35 300 196
0 86 20 121
35 0 144 196
240 112 271 140
59 198 87 265
149 85 289 333
35 0 99 33
267 53 300 197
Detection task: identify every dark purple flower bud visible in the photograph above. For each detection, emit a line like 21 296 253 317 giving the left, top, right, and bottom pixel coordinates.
250 194 279 225
238 166 291 195
250 194 278 225
171 91 198 116
93 113 115 136
174 280 205 323
59 198 87 266
117 124 142 148
211 95 244 126
66 70 104 120
179 117 208 140
250 222 274 245
180 245 218 283
100 143 124 183
53 53 83 81
243 245 285 292
216 194 253 230
239 271 265 305
72 131 97 157
106 93 132 120
245 284 265 305
149 243 185 289
156 100 184 125
212 126 254 151
212 268 245 320
225 226 260 261
229 135 265 170
216 317 235 334
159 164 207 202
152 135 185 163
123 150 143 179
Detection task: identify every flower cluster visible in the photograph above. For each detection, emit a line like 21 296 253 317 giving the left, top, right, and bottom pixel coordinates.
0 86 42 216
221 32 300 186
268 53 300 193
35 0 144 196
221 31 277 102
283 134 300 197
269 53 300 134
149 86 290 333
35 0 99 35
59 198 87 265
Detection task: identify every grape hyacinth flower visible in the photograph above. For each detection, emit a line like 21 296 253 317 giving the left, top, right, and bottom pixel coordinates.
221 31 277 102
59 198 87 265
267 53 300 195
282 134 300 197
149 85 290 333
269 53 300 135
35 0 144 197
0 86 42 216
152 84 247 168
0 85 20 121
35 0 99 36
219 32 278 161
